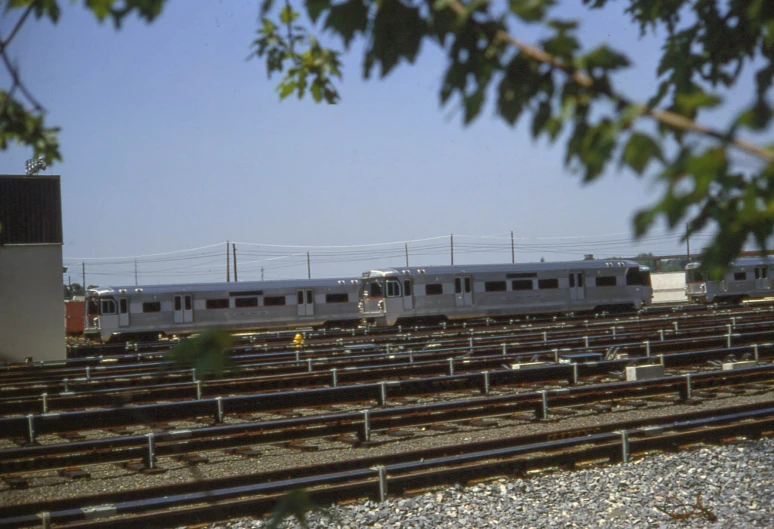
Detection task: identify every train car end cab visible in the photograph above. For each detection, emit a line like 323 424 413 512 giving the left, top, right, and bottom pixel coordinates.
358 269 413 326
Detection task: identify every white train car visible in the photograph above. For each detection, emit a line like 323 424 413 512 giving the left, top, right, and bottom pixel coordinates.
358 260 652 326
685 257 774 303
84 277 361 342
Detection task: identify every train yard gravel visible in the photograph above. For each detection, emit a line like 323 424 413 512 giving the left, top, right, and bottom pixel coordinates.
207 436 774 529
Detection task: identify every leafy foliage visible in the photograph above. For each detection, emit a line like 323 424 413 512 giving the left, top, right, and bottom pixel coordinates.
251 0 774 275
1 0 168 165
264 489 334 529
165 328 237 380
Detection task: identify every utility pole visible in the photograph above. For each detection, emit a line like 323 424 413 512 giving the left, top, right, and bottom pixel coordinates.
226 241 230 282
405 243 409 267
450 234 454 265
232 243 238 282
307 251 311 279
82 263 85 290
261 267 264 280
511 231 515 264
134 259 138 286
686 224 691 260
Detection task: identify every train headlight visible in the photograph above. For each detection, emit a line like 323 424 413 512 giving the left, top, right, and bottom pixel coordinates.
378 300 385 311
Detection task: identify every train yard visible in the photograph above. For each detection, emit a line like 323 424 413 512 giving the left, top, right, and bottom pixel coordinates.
2 302 774 528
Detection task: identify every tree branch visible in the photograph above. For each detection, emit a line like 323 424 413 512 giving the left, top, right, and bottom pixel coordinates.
1 47 45 112
446 1 774 163
1 2 46 113
0 3 35 52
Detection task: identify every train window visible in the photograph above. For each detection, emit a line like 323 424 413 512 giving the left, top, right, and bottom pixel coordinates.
595 276 617 287
755 267 769 279
326 293 349 303
185 296 192 310
734 272 747 281
235 297 258 308
511 279 533 291
368 282 383 297
119 299 128 314
485 281 507 292
455 278 462 294
464 277 471 293
297 291 304 304
426 283 443 295
307 290 313 304
206 299 229 309
578 274 584 287
264 296 286 306
386 280 401 297
143 302 161 313
569 274 575 288
101 299 116 314
626 268 651 286
403 280 412 296
174 296 182 311
538 278 559 289
685 269 704 283
507 273 537 278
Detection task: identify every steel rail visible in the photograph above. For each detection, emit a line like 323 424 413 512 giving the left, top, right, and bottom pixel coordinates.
5 306 771 388
2 360 773 454
3 406 773 529
2 334 773 417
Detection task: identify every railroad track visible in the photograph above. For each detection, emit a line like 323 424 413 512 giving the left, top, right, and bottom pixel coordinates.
5 306 774 403
2 402 772 529
2 364 774 475
4 304 774 528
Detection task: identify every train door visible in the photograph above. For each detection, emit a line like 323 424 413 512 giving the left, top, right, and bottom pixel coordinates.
297 289 314 316
402 279 414 310
455 276 473 307
569 272 585 301
173 294 193 323
118 297 130 328
755 266 770 290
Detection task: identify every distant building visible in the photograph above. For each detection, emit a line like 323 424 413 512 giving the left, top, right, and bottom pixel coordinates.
0 174 65 363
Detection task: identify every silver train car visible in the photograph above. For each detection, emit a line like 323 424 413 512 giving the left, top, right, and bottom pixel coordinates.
685 257 774 303
84 277 362 342
358 260 653 326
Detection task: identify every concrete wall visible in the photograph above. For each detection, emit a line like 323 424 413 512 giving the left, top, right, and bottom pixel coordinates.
652 271 686 303
0 244 66 362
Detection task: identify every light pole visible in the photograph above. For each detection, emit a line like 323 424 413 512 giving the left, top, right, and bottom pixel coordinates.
25 156 47 175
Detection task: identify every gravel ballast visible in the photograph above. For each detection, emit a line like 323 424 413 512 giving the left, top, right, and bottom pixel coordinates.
207 437 774 529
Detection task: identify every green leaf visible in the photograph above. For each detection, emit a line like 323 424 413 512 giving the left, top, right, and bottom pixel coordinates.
540 31 579 60
509 0 555 22
620 132 663 175
735 99 774 131
365 0 426 78
531 99 552 139
579 45 630 72
305 0 330 23
278 80 297 99
279 4 299 25
324 0 368 47
675 90 722 113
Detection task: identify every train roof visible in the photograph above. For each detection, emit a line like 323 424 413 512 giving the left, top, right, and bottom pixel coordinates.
362 259 648 278
685 256 774 270
87 277 360 296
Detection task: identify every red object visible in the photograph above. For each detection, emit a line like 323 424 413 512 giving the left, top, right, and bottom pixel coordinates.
65 299 85 335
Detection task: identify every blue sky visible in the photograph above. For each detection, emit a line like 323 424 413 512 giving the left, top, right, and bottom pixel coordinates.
2 1 762 285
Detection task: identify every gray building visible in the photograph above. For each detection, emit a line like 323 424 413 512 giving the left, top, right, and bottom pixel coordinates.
0 174 65 363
